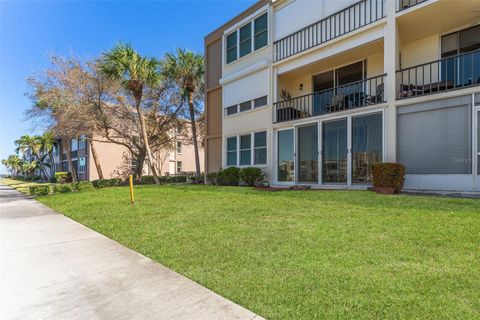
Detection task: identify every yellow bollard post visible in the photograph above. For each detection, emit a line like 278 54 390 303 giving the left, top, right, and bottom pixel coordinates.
129 175 135 204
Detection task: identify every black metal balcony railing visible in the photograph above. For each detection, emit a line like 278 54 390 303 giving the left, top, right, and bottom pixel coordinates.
274 0 385 62
397 0 428 12
274 74 386 123
396 49 480 100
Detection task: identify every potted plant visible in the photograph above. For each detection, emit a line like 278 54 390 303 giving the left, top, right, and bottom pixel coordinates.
371 163 406 194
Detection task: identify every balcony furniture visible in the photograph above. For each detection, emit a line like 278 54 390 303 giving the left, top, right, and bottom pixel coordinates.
274 74 386 123
399 80 455 98
397 49 480 99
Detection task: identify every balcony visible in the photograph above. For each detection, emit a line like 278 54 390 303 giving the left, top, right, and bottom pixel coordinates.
274 0 385 62
396 49 480 100
397 0 428 12
274 74 386 123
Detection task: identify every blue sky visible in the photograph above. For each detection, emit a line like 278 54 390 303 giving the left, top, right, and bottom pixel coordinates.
0 0 255 173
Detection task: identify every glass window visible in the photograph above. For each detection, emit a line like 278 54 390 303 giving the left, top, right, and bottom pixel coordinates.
240 134 251 166
225 105 238 116
79 135 86 150
71 139 78 152
254 13 268 50
352 113 383 184
176 141 182 154
322 119 348 183
227 137 237 166
254 96 268 108
277 129 294 182
459 25 480 53
78 157 86 173
254 131 267 165
239 23 252 57
176 161 182 173
226 32 237 64
297 124 318 183
239 101 252 112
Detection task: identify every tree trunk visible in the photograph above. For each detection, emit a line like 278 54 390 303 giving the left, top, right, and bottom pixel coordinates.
88 137 104 179
48 151 55 180
135 98 160 185
64 140 77 182
134 151 145 182
188 94 201 177
34 153 49 181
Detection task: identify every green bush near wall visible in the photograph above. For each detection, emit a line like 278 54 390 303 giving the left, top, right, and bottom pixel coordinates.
92 178 122 188
73 181 94 191
240 167 265 186
52 183 73 193
55 172 70 183
29 185 50 196
216 167 241 186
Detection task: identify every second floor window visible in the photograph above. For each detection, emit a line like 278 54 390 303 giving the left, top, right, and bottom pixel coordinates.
79 135 86 150
225 12 268 64
176 141 182 154
71 139 78 152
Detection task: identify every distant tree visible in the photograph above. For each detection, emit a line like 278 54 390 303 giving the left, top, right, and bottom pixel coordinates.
14 134 49 179
27 54 185 182
99 43 162 184
162 48 204 177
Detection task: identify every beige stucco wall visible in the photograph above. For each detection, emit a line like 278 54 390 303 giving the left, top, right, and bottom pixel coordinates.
400 34 439 69
88 139 130 180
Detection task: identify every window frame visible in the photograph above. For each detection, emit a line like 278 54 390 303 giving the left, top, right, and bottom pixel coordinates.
226 136 238 167
78 157 86 173
224 11 268 65
239 134 252 166
254 131 267 165
176 161 182 174
176 141 182 154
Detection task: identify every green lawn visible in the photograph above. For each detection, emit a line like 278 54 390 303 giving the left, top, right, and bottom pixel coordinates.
1 178 51 195
38 185 479 319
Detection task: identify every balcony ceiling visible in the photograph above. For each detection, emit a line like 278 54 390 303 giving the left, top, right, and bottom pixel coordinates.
279 39 384 79
398 0 480 43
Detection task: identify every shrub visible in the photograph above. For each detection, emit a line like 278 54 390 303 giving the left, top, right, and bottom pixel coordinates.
371 163 406 193
141 175 155 184
52 183 73 193
240 167 265 186
93 178 123 188
74 181 94 192
189 174 204 184
109 178 122 186
216 167 241 186
206 172 217 185
55 172 69 183
32 175 42 181
29 185 50 196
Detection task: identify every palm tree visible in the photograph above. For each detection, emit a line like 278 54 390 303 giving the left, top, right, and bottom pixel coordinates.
15 134 49 179
2 154 22 176
40 131 56 179
162 48 204 177
99 43 161 184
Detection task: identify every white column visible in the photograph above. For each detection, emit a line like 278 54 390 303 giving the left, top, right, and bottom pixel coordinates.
383 0 398 162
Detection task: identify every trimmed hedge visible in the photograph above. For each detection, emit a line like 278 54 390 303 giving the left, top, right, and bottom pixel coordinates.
55 172 70 183
372 163 406 193
29 185 50 196
92 178 122 188
52 183 73 193
206 172 217 185
217 167 241 186
73 181 94 191
240 167 265 186
140 175 188 184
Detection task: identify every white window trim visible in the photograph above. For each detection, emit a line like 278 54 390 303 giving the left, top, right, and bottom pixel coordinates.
225 130 268 168
224 10 269 66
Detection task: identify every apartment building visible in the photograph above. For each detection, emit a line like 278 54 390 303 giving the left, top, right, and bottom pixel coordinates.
54 127 204 181
204 0 480 191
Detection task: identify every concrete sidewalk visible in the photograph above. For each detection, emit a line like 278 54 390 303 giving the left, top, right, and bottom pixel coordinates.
0 185 263 320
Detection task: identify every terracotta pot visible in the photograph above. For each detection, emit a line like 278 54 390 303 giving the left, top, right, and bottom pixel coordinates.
374 186 395 195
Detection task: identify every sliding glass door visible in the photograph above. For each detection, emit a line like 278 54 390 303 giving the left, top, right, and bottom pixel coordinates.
297 124 318 183
277 129 295 182
322 119 348 184
352 113 383 184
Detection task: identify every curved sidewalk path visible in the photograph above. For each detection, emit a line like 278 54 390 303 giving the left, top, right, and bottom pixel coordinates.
0 185 264 320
